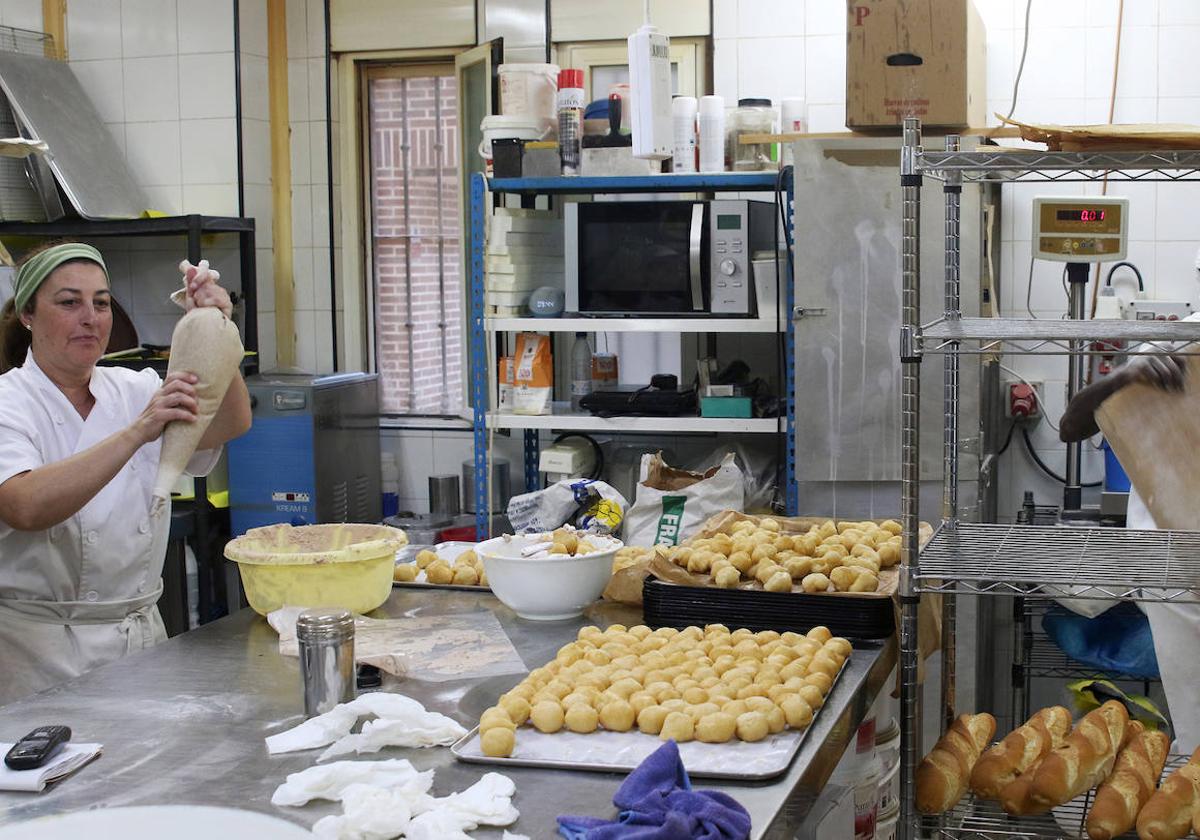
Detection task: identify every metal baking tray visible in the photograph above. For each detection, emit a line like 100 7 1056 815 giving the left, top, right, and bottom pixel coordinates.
392 541 491 592
451 659 849 780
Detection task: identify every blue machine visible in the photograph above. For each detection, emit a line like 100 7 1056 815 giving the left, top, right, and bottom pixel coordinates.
228 373 382 535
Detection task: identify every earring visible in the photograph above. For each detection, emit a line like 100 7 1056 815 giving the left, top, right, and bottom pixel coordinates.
23 323 31 331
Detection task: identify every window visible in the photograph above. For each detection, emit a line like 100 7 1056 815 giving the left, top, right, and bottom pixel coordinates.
365 65 463 415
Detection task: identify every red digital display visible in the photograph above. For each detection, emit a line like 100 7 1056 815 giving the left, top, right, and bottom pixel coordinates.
1056 209 1107 222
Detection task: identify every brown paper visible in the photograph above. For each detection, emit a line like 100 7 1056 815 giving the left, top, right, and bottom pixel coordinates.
999 116 1200 152
1096 362 1200 530
641 452 722 492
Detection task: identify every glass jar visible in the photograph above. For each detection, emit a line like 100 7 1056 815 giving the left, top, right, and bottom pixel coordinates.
731 98 777 171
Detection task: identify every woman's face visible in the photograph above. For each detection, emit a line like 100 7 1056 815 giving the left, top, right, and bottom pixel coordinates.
23 262 112 373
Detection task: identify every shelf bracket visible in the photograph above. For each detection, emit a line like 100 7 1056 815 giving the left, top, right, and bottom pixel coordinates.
900 325 922 363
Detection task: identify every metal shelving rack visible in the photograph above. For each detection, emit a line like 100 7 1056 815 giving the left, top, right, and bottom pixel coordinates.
897 118 1200 840
468 170 798 536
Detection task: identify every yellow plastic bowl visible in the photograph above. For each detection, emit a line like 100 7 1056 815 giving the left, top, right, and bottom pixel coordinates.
224 523 408 616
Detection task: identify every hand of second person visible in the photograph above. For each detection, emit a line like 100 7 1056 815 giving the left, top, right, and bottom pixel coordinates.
131 372 199 444
1122 353 1188 392
182 260 233 319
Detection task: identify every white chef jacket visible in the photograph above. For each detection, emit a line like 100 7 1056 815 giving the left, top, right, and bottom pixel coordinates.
0 349 220 706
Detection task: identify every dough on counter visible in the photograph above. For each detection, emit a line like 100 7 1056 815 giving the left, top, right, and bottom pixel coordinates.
781 695 814 729
393 563 418 582
660 711 695 742
481 726 514 757
564 703 599 733
736 711 769 742
530 700 564 733
599 700 636 732
415 549 439 569
696 712 737 743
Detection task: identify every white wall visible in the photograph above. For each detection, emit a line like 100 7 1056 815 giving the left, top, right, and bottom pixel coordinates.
715 0 1200 521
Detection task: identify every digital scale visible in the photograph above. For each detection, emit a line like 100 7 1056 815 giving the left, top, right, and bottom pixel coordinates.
1032 196 1130 520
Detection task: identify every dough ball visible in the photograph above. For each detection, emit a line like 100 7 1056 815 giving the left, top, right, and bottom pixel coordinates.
452 565 480 586
735 711 770 742
687 702 722 723
609 677 642 699
393 563 418 582
599 699 636 732
830 565 862 592
736 683 769 700
764 570 793 593
552 529 579 555
659 711 695 742
798 684 825 710
637 705 670 735
686 552 713 574
753 562 781 585
722 698 750 719
728 551 754 574
826 637 853 658
565 703 600 733
415 549 439 569
696 712 737 744
781 695 814 729
783 557 814 580
629 624 653 640
426 562 454 585
744 696 775 714
480 726 515 757
660 698 688 714
809 653 840 679
765 704 787 734
804 672 833 695
561 691 593 709
807 626 833 644
682 686 708 705
759 517 781 532
779 661 806 682
629 691 657 716
845 554 880 575
751 544 778 563
480 706 515 731
801 573 832 593
877 542 901 568
530 700 565 733
880 519 902 535
499 695 532 725
819 542 848 559
850 572 879 592
713 566 741 588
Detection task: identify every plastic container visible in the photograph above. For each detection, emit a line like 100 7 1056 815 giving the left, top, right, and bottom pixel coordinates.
570 332 593 410
592 351 618 391
557 68 585 175
830 752 880 840
478 115 546 175
498 63 559 136
224 523 408 616
876 752 900 814
672 96 697 173
876 800 900 840
732 98 777 171
381 453 399 518
698 95 725 173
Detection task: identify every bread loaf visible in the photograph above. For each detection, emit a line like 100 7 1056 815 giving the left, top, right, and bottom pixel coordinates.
1030 700 1129 808
1000 769 1051 817
1085 723 1169 839
970 706 1072 800
1137 747 1200 840
915 712 996 814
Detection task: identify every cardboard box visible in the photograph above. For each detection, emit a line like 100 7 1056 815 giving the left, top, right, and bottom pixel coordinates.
846 0 986 130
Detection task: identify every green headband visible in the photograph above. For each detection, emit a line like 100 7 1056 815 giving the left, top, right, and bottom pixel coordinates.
13 243 109 312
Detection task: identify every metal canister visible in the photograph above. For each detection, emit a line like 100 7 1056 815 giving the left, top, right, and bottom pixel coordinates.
296 608 356 716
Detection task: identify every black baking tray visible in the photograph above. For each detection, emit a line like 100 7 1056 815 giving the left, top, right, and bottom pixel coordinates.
641 576 895 640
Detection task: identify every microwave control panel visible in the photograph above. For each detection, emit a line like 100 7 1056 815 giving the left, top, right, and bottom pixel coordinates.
709 199 775 314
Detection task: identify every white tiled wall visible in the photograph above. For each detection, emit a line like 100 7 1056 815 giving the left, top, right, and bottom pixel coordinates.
715 0 1200 520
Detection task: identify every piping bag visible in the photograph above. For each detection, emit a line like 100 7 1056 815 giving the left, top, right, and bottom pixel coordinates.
150 259 244 513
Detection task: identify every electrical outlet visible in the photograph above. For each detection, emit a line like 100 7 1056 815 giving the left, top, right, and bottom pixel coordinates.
1005 381 1041 420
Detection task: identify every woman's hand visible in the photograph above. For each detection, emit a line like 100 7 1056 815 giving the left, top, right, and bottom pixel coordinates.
131 372 199 444
182 260 233 318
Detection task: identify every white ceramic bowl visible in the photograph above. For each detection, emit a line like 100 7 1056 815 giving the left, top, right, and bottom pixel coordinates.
476 533 622 620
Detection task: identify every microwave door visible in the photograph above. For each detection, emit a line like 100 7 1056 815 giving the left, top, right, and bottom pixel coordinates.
689 203 704 311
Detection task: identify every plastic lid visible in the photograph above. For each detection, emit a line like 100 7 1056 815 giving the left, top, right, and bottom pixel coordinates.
558 68 584 90
480 114 546 129
738 97 773 108
296 607 355 642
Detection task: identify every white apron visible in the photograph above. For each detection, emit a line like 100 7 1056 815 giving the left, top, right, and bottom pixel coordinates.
0 351 216 706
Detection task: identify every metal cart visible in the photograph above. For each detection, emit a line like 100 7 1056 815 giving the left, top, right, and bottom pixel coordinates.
897 117 1200 839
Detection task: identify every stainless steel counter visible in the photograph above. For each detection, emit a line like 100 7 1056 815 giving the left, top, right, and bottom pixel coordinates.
0 589 894 839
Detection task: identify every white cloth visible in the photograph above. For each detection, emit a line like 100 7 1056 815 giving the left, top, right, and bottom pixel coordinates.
318 713 468 762
311 784 417 840
0 742 102 792
1120 311 1200 753
0 350 220 705
270 759 432 808
264 693 466 758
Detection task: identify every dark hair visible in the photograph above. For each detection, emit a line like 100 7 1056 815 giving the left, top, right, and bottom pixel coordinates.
1 239 88 373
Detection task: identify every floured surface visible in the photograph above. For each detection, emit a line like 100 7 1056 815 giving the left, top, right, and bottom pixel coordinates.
1096 361 1200 531
272 609 526 682
453 726 803 780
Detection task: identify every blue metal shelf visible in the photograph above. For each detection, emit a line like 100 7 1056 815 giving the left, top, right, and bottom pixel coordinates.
487 172 784 194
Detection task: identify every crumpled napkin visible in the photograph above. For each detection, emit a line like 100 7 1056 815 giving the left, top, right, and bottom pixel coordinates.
557 740 751 840
312 784 419 840
265 693 465 757
270 759 432 807
404 773 521 840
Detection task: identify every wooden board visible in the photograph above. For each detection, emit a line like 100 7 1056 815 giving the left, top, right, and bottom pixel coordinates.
1096 363 1200 529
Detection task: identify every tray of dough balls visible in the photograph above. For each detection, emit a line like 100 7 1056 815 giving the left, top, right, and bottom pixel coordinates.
451 622 852 781
393 542 490 590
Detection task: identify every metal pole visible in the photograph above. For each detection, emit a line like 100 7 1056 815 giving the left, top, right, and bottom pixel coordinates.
1064 261 1090 512
469 173 489 538
899 116 924 840
940 135 962 733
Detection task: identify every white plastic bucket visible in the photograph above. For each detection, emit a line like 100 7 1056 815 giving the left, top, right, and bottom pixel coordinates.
876 800 900 840
498 63 559 133
478 115 547 175
876 719 900 775
876 752 900 814
831 750 881 840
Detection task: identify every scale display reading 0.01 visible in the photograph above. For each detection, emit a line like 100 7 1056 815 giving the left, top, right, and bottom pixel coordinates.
1055 208 1107 222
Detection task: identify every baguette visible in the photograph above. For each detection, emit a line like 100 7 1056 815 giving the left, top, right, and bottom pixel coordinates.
1137 747 1200 840
1000 768 1052 817
970 706 1072 800
1030 700 1129 808
1086 723 1169 839
915 712 997 814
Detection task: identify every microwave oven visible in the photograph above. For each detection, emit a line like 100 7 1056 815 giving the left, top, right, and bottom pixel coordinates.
564 199 776 316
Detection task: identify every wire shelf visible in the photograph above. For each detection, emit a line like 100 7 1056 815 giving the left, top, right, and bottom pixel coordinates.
918 318 1200 356
914 149 1200 183
919 754 1189 839
915 523 1200 602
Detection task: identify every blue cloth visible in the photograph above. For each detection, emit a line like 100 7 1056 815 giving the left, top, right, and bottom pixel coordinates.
1042 602 1160 679
557 741 751 840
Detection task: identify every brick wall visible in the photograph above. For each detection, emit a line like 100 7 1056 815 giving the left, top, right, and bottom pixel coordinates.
370 74 462 414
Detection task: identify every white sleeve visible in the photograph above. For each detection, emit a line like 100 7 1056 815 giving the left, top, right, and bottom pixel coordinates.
0 389 42 487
